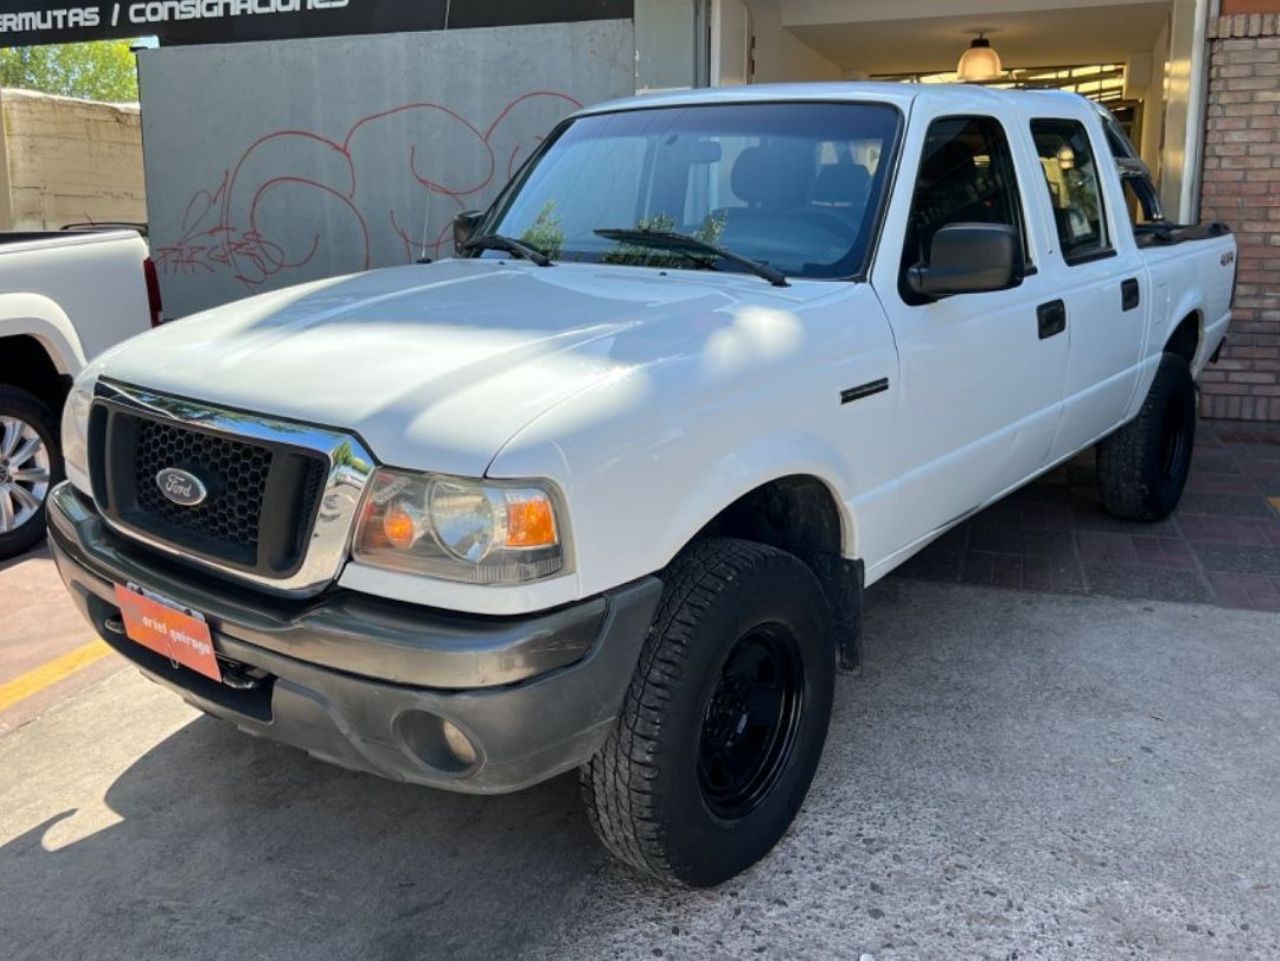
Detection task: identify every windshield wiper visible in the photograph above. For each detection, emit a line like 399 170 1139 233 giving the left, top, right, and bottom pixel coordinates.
463 233 553 267
594 228 789 287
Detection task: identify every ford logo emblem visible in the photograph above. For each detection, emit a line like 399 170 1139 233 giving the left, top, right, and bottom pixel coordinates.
156 468 208 507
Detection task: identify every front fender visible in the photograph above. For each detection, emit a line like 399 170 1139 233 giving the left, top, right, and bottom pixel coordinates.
653 429 857 567
491 419 872 602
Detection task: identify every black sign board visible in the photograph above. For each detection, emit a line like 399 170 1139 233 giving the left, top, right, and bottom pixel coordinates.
0 0 633 48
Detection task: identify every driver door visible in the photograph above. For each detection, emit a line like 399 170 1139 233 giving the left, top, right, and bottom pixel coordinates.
869 107 1069 558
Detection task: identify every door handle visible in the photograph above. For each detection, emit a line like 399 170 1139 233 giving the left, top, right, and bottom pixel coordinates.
1037 299 1066 340
1121 278 1140 311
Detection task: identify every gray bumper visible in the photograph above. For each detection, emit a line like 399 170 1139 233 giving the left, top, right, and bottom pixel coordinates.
47 482 662 794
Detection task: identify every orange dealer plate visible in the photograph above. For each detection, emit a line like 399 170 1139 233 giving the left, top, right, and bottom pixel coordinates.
113 583 221 682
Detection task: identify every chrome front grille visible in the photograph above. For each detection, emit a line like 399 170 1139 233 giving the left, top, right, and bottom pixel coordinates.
133 417 277 558
87 381 376 595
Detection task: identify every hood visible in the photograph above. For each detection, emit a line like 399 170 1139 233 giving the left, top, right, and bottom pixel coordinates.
93 259 841 475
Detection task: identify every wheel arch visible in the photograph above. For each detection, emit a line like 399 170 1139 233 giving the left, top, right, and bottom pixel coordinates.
0 295 86 415
677 471 865 670
1164 308 1202 366
0 332 74 414
0 294 85 375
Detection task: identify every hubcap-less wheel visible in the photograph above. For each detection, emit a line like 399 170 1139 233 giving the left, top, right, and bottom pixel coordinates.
0 415 51 534
582 539 837 887
1159 393 1190 482
698 624 805 820
1096 352 1196 523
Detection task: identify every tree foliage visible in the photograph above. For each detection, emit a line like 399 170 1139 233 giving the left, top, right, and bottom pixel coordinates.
0 41 139 102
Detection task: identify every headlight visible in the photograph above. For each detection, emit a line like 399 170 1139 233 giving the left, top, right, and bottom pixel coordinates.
60 374 95 492
353 469 565 585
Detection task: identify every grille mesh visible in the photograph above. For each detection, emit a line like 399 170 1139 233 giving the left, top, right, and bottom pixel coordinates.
134 419 272 551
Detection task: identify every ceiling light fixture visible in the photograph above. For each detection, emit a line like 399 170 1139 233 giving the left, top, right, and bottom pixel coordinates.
957 32 1003 83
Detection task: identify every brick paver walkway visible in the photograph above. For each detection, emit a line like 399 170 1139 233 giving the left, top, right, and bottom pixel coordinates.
893 420 1280 611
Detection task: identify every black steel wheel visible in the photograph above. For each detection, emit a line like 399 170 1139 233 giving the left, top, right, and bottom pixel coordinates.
582 538 837 887
1097 351 1197 522
698 624 805 820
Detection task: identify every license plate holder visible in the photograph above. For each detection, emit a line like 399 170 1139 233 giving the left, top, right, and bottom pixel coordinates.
112 582 221 682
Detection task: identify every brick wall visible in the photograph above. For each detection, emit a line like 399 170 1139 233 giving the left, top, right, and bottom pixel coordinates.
1201 14 1280 421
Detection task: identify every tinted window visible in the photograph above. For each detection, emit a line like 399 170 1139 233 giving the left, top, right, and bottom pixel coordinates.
489 102 902 280
1031 119 1110 264
899 116 1026 298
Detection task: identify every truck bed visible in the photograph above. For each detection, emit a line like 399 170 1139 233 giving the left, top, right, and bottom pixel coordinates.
1133 221 1232 249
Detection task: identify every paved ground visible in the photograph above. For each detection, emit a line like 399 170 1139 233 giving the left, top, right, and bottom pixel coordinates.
2 420 1278 959
896 420 1280 610
2 580 1278 961
0 547 117 736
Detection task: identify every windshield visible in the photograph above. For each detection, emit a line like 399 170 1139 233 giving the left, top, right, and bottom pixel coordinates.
484 101 902 280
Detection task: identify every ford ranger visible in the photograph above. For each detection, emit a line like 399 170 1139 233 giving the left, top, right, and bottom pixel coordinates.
48 84 1236 887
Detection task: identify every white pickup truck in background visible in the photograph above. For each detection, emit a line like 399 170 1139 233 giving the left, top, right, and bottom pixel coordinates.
0 228 161 558
50 84 1235 886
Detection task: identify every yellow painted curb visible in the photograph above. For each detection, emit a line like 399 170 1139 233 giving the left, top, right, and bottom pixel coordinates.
0 641 114 713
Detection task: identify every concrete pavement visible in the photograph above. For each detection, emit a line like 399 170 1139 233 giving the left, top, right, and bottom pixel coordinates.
0 547 122 735
2 579 1278 960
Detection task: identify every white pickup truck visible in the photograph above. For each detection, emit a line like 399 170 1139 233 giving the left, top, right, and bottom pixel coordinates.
49 84 1234 886
0 228 160 558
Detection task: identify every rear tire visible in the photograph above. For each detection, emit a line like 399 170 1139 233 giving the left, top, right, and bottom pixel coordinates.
581 538 836 887
0 386 63 560
1096 351 1196 522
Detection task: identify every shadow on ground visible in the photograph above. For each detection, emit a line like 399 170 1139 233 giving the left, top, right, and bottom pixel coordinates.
1 715 604 961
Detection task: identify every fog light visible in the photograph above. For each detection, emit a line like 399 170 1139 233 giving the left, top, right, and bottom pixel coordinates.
441 719 478 766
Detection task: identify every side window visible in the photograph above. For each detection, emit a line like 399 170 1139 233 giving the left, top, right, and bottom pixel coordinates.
1030 119 1111 264
899 116 1027 299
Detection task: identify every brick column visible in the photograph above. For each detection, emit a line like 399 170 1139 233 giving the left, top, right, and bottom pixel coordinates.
1200 13 1280 421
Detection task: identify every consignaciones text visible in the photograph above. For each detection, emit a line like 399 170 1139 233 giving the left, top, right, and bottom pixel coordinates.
0 0 350 35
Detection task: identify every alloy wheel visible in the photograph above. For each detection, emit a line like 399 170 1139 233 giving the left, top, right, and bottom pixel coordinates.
0 415 52 534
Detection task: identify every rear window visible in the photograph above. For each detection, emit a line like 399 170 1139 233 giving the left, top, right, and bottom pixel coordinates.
1030 119 1112 265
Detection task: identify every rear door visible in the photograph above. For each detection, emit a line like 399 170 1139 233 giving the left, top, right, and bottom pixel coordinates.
870 102 1069 554
1023 112 1150 461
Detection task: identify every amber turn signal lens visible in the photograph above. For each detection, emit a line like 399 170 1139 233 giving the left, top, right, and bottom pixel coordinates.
382 503 419 551
505 495 558 548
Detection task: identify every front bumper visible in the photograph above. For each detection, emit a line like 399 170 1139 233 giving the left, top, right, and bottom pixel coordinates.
47 482 662 794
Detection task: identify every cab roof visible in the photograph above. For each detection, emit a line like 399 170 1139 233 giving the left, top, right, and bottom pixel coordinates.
575 81 1098 120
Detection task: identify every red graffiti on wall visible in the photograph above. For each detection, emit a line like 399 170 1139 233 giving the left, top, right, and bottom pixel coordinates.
154 91 582 291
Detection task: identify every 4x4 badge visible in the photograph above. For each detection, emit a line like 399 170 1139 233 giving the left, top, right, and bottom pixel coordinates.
156 468 208 507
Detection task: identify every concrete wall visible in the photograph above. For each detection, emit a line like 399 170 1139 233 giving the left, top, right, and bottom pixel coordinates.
0 89 145 230
1161 0 1213 220
637 0 701 90
746 0 842 82
1140 20 1172 179
139 19 635 317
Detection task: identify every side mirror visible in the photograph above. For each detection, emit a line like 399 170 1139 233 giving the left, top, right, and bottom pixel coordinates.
906 223 1021 299
453 210 484 256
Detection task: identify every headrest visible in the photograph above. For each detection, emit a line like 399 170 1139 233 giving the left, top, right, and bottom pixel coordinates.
731 144 814 208
812 164 871 207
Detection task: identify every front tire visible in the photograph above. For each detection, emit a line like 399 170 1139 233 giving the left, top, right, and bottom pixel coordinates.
582 538 836 887
1096 351 1196 522
0 386 63 560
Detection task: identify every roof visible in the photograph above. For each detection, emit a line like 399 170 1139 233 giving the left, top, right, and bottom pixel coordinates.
574 81 1095 119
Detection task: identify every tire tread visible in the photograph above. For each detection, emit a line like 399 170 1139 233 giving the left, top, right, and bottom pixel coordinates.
581 538 793 883
1096 351 1195 522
